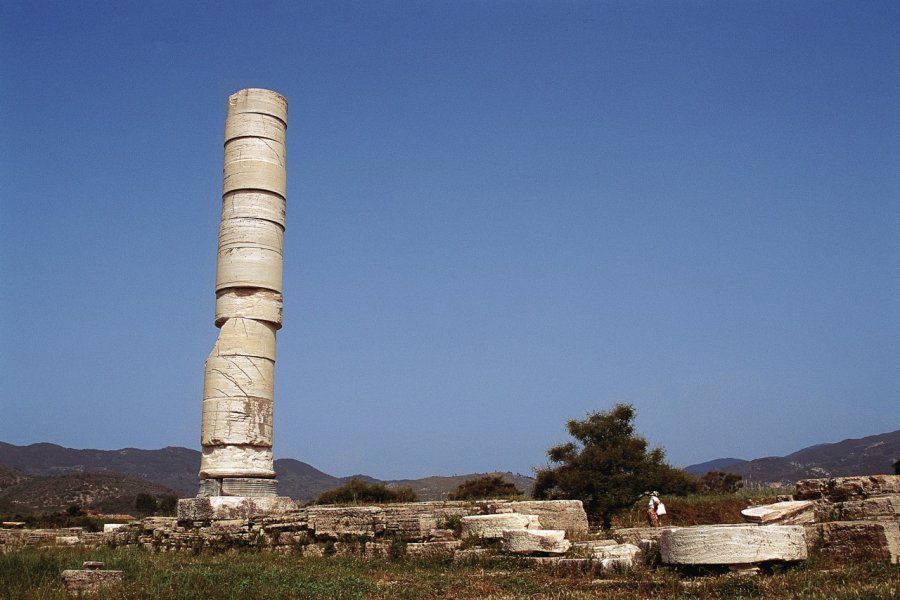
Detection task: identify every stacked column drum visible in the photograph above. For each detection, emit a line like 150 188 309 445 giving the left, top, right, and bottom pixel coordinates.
198 88 287 497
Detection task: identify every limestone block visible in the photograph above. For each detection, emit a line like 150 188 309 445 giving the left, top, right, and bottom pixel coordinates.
222 191 285 227
216 246 283 292
591 542 642 571
741 500 815 524
460 513 539 539
103 524 126 533
201 396 273 446
365 541 393 558
795 475 900 501
820 496 900 521
219 217 284 254
405 540 461 559
504 500 589 536
215 289 283 328
614 526 679 547
199 445 275 479
176 496 294 521
503 529 571 555
61 569 123 597
203 355 275 400
307 506 386 539
810 521 900 564
661 525 807 565
211 318 277 361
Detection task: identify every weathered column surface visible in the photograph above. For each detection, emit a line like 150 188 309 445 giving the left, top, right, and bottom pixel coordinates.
179 89 295 518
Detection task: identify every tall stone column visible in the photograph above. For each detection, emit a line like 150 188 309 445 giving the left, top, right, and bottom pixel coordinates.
179 88 295 520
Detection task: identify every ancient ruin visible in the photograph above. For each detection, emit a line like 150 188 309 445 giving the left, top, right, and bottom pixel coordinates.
178 88 294 520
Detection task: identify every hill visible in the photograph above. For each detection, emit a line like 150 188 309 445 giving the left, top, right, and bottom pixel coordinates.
684 429 900 485
0 470 179 515
0 442 533 504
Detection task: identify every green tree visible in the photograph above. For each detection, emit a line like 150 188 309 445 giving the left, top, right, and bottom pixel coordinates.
894 459 899 475
156 495 179 516
533 404 698 528
135 493 158 516
448 475 522 500
699 470 743 494
315 478 418 505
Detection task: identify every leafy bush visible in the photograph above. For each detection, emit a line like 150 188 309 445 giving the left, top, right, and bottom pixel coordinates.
448 475 522 500
314 477 418 505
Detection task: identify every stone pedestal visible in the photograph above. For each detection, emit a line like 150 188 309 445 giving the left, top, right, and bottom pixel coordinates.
177 496 295 522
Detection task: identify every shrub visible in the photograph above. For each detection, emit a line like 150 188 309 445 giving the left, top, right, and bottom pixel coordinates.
314 478 418 505
534 404 699 528
448 475 522 500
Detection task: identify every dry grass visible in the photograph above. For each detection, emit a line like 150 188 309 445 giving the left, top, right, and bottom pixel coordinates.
1 546 898 599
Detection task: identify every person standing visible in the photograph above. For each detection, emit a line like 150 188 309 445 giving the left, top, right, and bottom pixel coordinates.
647 491 665 527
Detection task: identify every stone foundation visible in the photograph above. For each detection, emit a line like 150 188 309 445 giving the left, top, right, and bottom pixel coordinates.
177 496 296 521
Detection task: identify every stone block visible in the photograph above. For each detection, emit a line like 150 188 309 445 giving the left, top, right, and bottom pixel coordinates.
460 513 538 539
177 496 295 521
809 521 900 564
365 541 393 558
502 529 571 555
61 569 123 598
795 475 900 501
741 500 816 524
661 525 807 565
818 496 900 522
613 526 678 547
503 500 589 536
405 541 461 560
307 506 385 539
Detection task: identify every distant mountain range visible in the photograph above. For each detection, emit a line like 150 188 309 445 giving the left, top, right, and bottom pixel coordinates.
0 441 533 513
1 429 896 514
684 430 899 485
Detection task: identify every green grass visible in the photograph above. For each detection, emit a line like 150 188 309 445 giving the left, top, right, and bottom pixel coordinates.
2 546 898 599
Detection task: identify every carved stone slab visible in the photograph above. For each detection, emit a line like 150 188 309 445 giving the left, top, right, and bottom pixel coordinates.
661 525 807 565
741 500 815 524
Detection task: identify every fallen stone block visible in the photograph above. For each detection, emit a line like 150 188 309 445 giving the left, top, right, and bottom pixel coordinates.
61 563 123 598
808 521 900 564
453 547 494 562
741 500 815 524
503 529 571 555
503 500 589 536
524 556 593 574
591 542 642 571
795 475 900 501
661 525 807 565
364 541 392 558
460 513 538 539
405 540 461 560
613 526 679 547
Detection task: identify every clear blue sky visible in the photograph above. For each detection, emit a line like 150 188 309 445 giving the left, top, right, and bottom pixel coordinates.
1 1 897 480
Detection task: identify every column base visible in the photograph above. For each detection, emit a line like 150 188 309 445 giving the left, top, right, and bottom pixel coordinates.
199 477 279 497
177 495 296 522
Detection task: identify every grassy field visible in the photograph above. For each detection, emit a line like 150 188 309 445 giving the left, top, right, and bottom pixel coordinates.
1 546 897 599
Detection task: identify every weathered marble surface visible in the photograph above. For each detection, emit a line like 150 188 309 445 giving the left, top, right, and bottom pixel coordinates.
741 500 815 524
661 525 807 565
502 529 570 555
